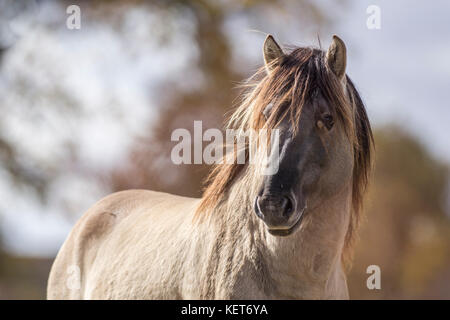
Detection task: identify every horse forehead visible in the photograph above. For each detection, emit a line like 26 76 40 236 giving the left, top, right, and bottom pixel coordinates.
315 94 332 113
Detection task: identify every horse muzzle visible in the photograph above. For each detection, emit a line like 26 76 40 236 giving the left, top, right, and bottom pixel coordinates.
254 193 306 236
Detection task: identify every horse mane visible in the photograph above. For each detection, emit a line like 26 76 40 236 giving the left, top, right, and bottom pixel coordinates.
195 46 374 268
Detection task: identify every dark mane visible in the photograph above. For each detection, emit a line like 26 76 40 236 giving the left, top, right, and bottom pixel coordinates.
196 46 374 267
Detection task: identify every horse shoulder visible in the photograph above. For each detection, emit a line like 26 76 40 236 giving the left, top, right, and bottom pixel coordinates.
48 189 195 299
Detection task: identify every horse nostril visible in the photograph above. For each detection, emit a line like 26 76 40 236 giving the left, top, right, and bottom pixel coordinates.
254 194 296 222
281 196 294 218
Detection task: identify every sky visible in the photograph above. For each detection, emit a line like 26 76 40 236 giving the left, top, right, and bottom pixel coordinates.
0 0 449 257
336 0 450 163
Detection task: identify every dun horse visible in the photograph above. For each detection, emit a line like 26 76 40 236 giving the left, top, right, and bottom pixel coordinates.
48 35 373 299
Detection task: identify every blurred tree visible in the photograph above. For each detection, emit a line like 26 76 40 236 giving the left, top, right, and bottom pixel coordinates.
0 0 331 206
108 0 331 196
0 0 50 199
348 127 450 299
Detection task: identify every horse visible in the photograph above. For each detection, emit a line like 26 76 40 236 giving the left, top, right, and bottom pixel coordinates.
47 34 373 299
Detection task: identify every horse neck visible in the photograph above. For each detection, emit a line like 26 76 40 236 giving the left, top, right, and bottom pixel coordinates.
220 174 352 299
264 185 352 298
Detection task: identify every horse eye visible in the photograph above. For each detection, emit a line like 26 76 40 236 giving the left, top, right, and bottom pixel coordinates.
321 114 334 130
323 114 334 129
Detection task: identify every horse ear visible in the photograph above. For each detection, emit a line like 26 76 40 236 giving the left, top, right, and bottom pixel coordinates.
326 35 347 80
263 35 284 74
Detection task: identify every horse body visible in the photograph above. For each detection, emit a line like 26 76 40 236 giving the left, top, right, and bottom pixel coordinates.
48 34 372 300
48 185 350 299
